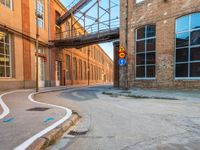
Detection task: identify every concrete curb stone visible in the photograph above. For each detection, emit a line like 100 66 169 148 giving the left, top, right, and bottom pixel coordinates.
26 87 82 150
102 91 179 100
27 113 80 150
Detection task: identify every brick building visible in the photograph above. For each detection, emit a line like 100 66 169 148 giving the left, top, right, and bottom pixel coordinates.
118 0 200 89
0 0 113 90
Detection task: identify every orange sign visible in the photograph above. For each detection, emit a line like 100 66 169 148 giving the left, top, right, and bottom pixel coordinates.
119 52 126 58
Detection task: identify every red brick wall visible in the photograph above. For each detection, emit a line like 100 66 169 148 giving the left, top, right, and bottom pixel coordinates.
120 0 200 89
21 0 31 81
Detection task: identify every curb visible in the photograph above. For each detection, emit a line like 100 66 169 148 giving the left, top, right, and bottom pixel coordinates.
102 91 179 100
27 112 80 150
25 88 82 150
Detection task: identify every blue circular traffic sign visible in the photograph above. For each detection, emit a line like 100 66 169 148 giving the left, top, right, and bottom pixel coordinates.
118 59 126 66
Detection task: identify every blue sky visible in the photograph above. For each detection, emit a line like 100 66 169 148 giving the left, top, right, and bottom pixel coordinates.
60 0 120 60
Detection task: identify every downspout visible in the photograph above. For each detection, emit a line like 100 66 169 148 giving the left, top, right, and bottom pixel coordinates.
125 0 129 89
48 0 52 87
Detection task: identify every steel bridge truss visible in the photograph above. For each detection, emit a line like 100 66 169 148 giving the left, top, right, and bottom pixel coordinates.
53 0 119 48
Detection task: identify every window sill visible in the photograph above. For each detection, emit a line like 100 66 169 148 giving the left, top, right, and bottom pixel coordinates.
175 78 200 80
135 78 156 80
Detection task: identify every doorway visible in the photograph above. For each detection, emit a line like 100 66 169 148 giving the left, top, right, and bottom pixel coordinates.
55 61 62 86
38 57 45 87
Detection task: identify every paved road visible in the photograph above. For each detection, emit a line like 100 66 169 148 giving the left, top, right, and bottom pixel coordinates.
0 90 66 150
36 85 200 150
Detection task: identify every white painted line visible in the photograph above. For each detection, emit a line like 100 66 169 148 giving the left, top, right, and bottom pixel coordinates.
14 92 72 150
0 92 10 120
0 90 32 120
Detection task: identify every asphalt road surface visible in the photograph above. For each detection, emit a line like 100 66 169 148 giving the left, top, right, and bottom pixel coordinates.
35 85 200 150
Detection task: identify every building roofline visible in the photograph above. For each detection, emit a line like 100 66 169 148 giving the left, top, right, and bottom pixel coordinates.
55 0 67 11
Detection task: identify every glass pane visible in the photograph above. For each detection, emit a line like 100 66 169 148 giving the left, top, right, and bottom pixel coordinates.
5 44 10 55
176 48 188 62
190 30 200 46
0 31 5 42
147 66 155 77
176 15 189 32
146 52 155 65
137 27 145 39
146 38 155 51
147 25 156 38
0 42 4 54
0 54 4 66
6 67 10 77
5 56 10 66
176 63 188 77
136 40 145 53
191 47 200 61
0 66 5 77
176 32 189 48
4 32 9 44
191 13 200 30
190 62 200 77
38 19 43 28
6 0 11 8
136 53 145 65
136 66 145 78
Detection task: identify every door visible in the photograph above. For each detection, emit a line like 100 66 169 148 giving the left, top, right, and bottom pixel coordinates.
38 57 45 87
56 61 62 86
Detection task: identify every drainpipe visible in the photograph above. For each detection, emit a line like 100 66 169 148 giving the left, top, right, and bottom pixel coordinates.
48 0 52 87
125 0 129 90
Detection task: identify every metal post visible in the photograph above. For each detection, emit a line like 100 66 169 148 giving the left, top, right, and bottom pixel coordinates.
97 0 100 34
84 15 86 35
125 0 129 90
109 0 111 30
35 0 39 92
88 48 90 85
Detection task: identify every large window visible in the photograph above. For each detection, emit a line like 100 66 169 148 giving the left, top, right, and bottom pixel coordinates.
66 55 70 80
35 0 44 28
0 30 12 78
84 61 87 80
79 60 82 80
136 25 156 79
0 0 12 9
175 13 200 78
73 57 77 80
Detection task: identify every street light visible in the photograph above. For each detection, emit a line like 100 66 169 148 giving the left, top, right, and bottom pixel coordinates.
35 0 40 92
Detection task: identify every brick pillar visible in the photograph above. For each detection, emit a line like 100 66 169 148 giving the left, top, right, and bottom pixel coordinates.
21 0 32 88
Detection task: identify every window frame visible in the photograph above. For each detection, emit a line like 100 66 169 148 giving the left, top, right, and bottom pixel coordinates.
175 13 200 80
0 30 12 78
0 0 13 10
135 25 156 80
35 0 45 29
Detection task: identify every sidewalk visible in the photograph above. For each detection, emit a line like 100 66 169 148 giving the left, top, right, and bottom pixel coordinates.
103 88 200 101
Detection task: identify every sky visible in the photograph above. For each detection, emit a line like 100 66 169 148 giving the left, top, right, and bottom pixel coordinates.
60 0 120 60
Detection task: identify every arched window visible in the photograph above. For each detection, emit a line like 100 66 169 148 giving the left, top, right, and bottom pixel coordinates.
175 13 200 78
136 25 156 79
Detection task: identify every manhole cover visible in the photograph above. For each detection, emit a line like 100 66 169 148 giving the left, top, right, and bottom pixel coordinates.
26 107 50 111
68 131 87 136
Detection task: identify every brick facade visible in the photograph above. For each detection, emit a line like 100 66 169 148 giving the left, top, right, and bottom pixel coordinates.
0 0 113 90
120 0 200 89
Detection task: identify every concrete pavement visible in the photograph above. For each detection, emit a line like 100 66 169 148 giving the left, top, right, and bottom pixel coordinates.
37 86 200 150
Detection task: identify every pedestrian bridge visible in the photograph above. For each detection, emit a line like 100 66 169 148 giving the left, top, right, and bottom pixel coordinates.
52 0 120 48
